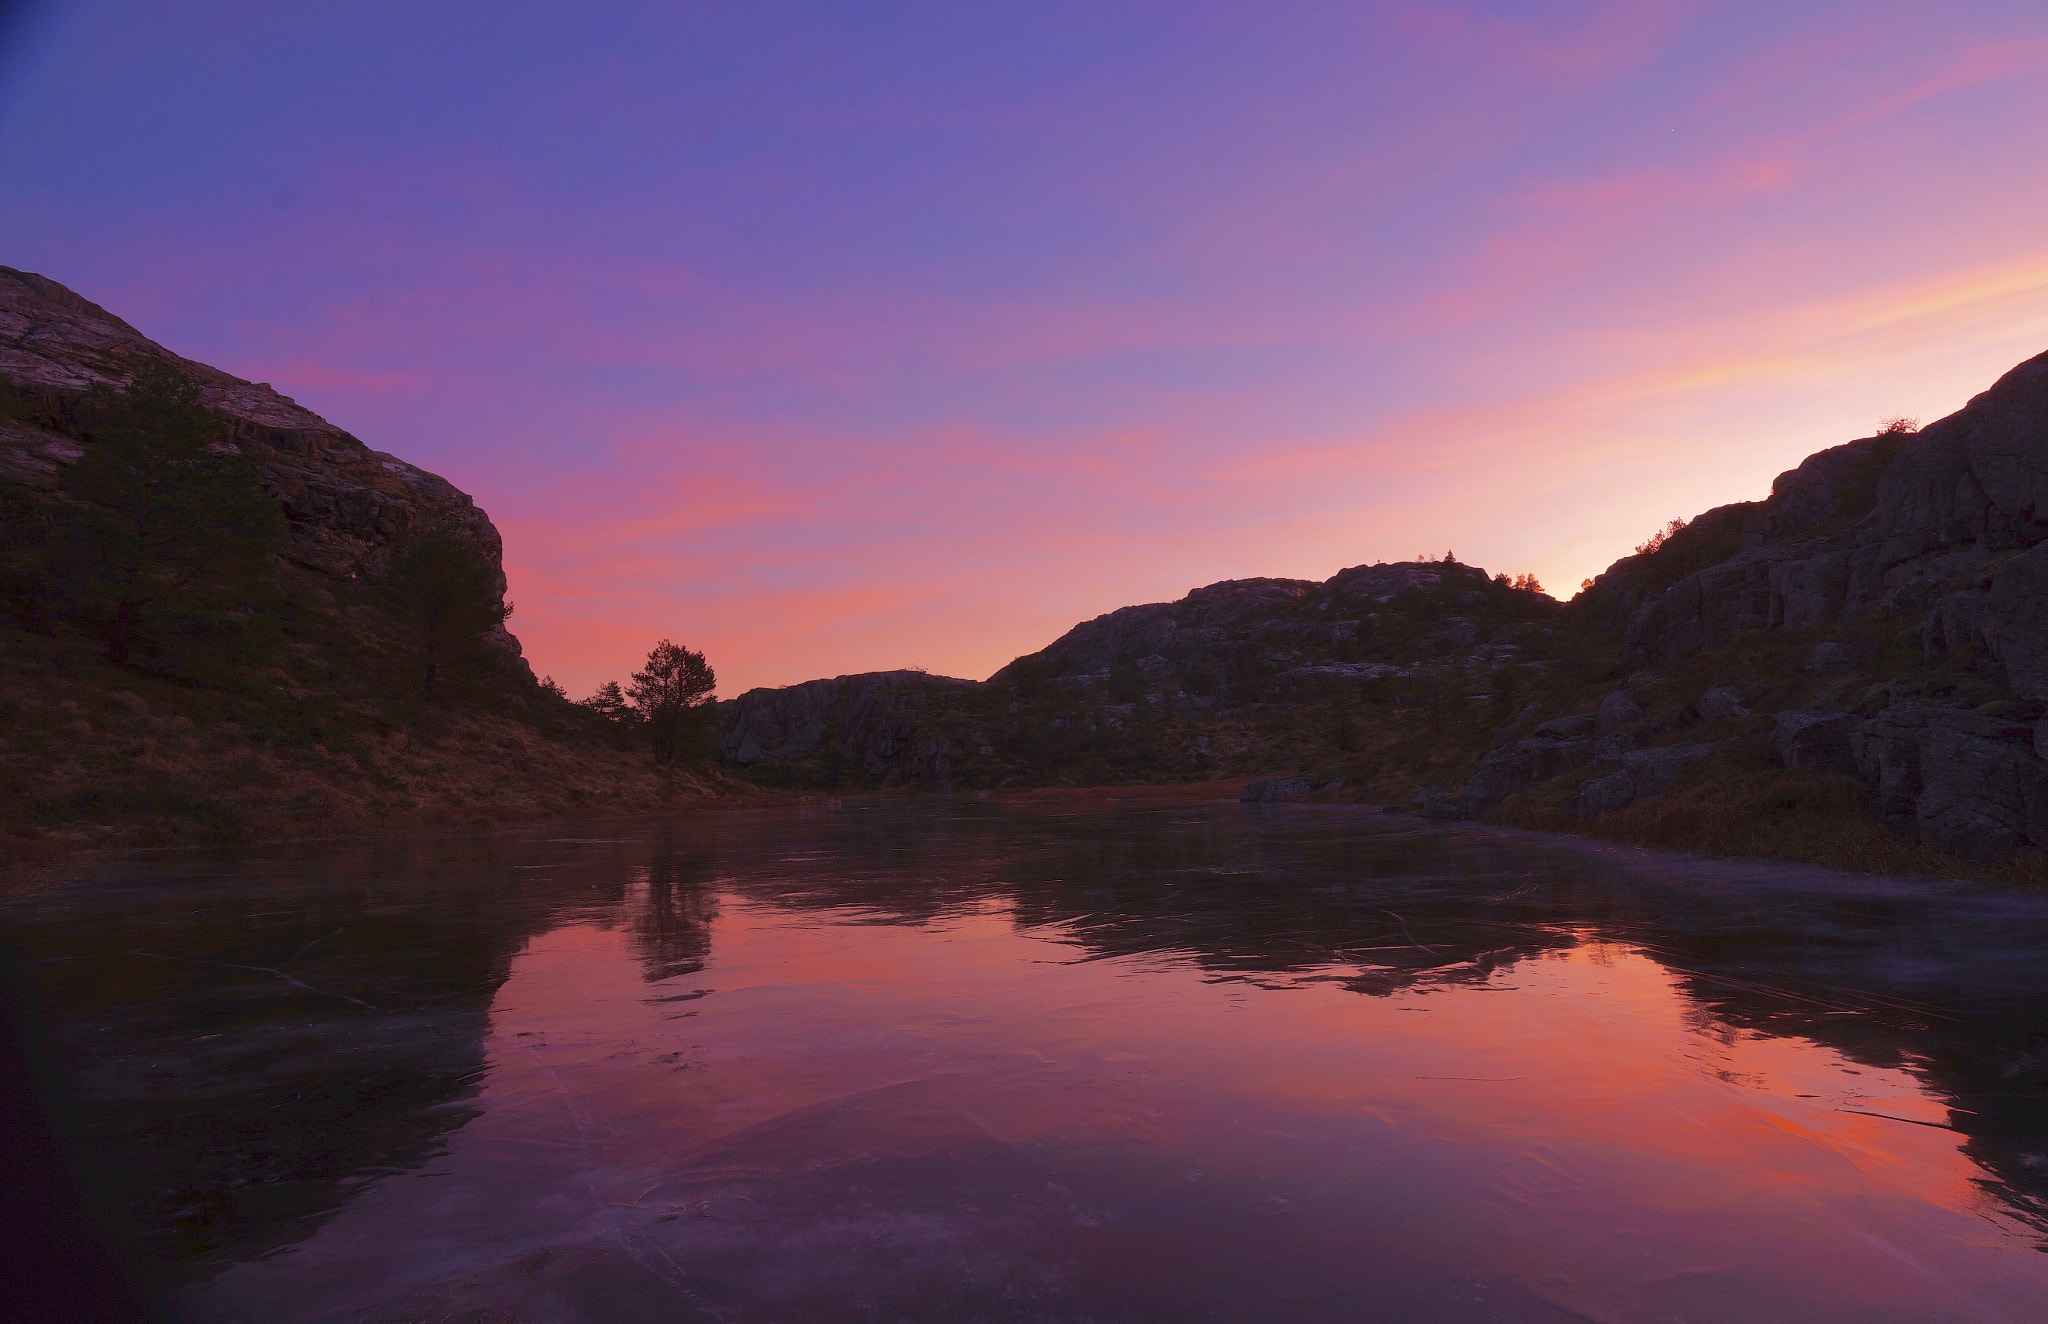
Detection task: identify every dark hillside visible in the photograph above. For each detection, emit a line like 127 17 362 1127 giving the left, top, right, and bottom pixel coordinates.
718 557 1576 800
0 268 728 861
1464 351 2048 875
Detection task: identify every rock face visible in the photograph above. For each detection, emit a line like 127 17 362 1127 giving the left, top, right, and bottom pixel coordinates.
990 559 1538 696
717 558 1562 787
0 266 520 656
1241 775 1313 803
1471 348 2048 858
1587 353 2048 676
719 671 979 786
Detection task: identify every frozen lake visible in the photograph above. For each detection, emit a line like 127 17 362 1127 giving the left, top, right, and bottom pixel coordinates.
11 799 2048 1322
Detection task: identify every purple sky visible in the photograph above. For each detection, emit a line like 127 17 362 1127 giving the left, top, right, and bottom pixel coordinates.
6 1 2048 696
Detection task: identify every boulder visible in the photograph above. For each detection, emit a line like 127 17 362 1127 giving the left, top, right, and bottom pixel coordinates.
1458 736 1598 816
1774 710 1860 776
1575 744 1717 823
1595 690 1643 736
1242 775 1313 803
1804 642 1859 676
1695 686 1750 722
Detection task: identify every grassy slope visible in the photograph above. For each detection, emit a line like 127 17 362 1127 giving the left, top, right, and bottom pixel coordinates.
0 621 741 879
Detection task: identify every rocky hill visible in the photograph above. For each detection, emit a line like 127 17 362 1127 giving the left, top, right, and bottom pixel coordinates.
722 348 2048 875
1462 349 2048 866
0 268 724 857
719 557 1568 795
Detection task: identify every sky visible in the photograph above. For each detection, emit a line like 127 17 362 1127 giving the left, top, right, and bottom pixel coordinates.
4 1 2048 697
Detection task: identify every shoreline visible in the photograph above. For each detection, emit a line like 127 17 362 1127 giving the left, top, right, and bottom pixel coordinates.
10 774 2020 901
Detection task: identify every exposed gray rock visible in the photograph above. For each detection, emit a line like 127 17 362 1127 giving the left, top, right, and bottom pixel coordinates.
1560 347 2048 857
1595 690 1643 736
720 671 977 784
0 266 524 662
1805 642 1859 676
1577 771 1638 821
1576 744 1717 823
1774 709 1860 776
1436 619 1479 647
1845 704 2048 856
1602 351 2048 678
1532 713 1594 739
1989 542 2048 703
1458 736 1597 816
1695 686 1750 722
1242 775 1313 803
988 558 1553 706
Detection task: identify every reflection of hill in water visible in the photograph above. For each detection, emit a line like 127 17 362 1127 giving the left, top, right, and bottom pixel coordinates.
719 803 2048 1237
15 803 2048 1282
13 832 668 1279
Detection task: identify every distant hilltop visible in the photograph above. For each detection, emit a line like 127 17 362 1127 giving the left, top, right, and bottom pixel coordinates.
722 347 2048 874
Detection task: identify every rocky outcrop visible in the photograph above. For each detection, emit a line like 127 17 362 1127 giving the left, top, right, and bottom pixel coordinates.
1589 353 2048 677
1475 348 2048 859
0 267 519 654
719 671 979 786
1241 775 1313 803
990 558 1548 697
1772 704 2048 856
720 558 1563 791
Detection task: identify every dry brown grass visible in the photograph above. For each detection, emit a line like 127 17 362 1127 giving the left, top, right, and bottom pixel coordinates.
0 632 777 889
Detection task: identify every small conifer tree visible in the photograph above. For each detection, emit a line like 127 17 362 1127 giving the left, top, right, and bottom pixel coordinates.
53 361 285 668
627 640 717 764
379 525 514 698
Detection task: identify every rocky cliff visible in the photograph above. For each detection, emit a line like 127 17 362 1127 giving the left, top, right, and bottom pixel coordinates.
0 268 720 850
1463 349 2048 861
0 266 516 643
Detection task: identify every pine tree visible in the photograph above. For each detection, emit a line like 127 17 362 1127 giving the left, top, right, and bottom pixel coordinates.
379 525 513 699
580 679 635 723
627 640 717 764
54 361 285 669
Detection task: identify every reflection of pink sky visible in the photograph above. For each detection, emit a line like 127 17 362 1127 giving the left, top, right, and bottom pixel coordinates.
205 893 2048 1321
8 3 2048 693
